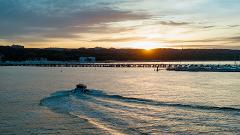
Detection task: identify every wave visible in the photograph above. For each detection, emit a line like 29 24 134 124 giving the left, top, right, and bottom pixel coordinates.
39 89 240 134
40 89 240 113
69 112 126 135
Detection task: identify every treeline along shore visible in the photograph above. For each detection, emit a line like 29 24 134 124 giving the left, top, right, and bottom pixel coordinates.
0 46 240 61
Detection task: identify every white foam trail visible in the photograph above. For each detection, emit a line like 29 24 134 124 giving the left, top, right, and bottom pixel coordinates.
69 112 125 135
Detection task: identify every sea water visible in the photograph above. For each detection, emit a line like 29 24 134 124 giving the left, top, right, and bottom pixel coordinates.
0 66 239 134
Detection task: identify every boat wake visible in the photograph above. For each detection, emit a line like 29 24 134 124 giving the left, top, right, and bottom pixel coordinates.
40 89 240 134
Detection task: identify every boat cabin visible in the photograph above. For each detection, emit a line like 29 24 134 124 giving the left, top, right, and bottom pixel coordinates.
73 83 88 93
76 84 87 89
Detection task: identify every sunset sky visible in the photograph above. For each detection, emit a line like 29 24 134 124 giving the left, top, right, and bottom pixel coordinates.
0 0 240 49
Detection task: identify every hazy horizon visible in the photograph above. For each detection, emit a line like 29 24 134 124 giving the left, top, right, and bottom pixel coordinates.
0 0 240 49
2 44 240 50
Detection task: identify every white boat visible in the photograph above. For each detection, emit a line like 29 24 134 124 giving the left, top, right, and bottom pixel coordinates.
166 64 240 72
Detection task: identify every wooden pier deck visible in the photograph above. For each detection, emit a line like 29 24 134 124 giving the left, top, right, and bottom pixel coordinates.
0 63 172 68
1 62 239 70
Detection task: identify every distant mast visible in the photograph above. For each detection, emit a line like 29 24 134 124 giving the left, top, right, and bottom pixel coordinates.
180 45 183 65
234 55 237 65
234 52 238 66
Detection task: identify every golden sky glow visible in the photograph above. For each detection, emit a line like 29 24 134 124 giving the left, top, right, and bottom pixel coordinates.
0 0 240 49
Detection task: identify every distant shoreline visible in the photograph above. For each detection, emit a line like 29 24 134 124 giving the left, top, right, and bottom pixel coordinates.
1 46 240 62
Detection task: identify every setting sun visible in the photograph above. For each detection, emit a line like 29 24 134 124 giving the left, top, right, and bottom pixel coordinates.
145 48 152 51
123 42 164 49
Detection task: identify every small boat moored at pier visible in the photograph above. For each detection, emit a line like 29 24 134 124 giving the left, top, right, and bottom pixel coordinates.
166 64 240 72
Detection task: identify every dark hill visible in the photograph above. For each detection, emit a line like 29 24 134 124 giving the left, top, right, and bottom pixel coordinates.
0 46 239 61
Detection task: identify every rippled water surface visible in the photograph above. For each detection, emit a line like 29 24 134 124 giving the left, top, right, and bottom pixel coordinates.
0 66 240 134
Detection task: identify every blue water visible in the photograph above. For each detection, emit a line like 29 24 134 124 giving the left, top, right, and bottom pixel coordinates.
0 66 240 134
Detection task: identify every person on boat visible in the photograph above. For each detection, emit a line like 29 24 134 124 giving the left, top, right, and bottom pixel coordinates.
73 83 88 93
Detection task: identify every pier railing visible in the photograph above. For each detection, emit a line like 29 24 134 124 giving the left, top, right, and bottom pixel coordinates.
0 62 169 68
0 61 239 69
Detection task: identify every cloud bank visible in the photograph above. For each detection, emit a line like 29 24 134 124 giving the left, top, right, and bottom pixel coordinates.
0 0 240 49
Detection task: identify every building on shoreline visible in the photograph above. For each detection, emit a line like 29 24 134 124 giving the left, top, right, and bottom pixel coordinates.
11 44 24 49
79 57 96 63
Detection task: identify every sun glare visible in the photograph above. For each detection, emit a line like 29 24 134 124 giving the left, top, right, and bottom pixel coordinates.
127 42 162 50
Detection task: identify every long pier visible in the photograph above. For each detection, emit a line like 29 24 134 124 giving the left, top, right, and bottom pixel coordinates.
0 62 239 69
0 63 171 68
